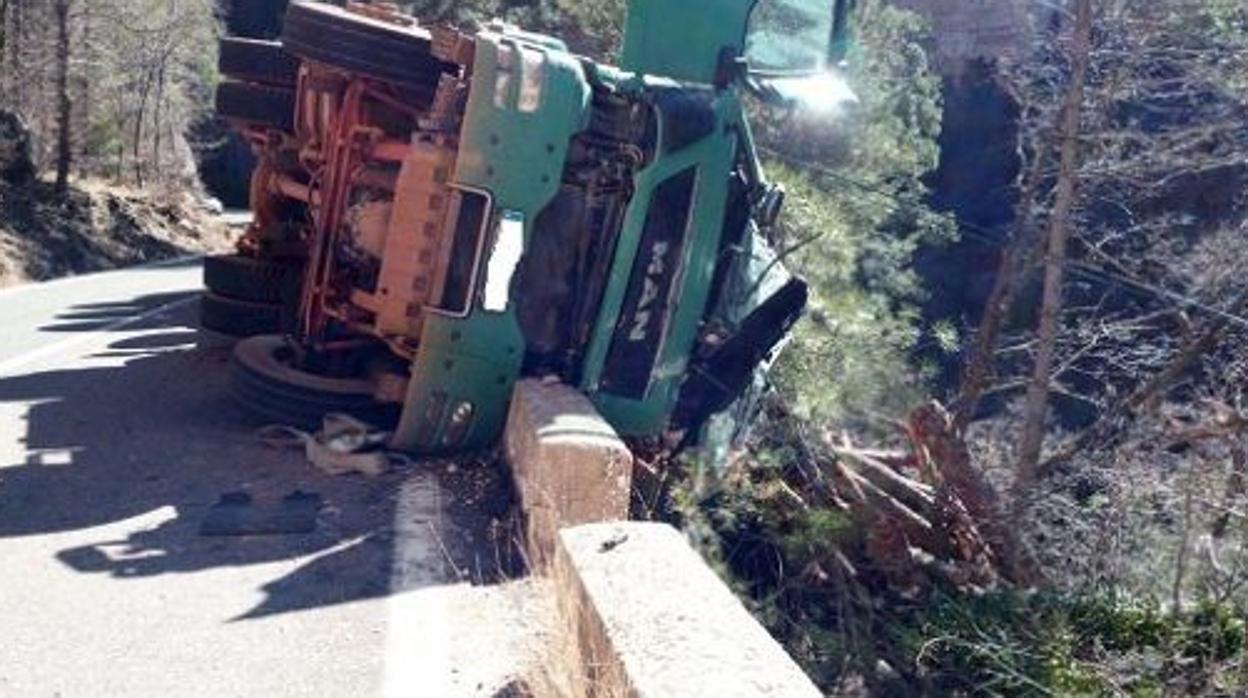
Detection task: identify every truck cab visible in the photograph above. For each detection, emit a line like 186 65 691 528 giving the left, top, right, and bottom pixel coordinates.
214 0 855 453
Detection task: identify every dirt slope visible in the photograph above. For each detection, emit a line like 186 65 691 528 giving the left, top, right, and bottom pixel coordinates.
0 179 232 286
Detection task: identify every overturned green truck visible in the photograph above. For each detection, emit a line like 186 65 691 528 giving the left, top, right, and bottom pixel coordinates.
206 0 855 453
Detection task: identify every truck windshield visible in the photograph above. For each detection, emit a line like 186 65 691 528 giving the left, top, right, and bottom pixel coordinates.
746 0 835 74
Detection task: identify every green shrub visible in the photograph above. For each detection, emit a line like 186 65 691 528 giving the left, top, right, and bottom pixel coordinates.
673 437 1247 696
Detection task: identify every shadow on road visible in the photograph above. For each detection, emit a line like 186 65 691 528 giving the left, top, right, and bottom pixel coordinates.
36 290 199 333
0 293 523 620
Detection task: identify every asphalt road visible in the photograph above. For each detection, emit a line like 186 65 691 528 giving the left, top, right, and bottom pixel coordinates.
0 260 549 697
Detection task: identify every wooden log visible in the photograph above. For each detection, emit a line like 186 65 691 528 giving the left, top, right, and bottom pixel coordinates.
832 446 936 512
906 402 1042 587
830 462 940 551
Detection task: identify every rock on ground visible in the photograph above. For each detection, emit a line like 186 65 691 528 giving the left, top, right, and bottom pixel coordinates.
0 109 34 186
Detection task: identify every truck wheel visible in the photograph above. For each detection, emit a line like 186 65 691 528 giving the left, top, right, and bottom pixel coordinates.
215 80 296 132
204 254 302 304
230 335 399 428
218 37 300 87
282 2 454 98
200 293 282 337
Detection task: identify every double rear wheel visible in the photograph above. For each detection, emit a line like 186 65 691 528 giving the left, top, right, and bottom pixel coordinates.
199 254 301 337
215 37 299 132
281 1 456 106
229 335 399 429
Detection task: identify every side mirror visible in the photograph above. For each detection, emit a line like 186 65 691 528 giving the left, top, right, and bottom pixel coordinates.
757 184 786 229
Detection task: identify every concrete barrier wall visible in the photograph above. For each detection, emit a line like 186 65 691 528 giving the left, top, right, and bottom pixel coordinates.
552 522 822 698
504 380 821 697
503 379 633 567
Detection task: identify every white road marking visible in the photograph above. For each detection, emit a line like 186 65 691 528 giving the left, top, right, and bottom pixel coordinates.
0 295 199 378
383 476 453 697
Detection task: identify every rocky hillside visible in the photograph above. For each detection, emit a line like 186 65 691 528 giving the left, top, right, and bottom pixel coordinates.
893 0 1034 71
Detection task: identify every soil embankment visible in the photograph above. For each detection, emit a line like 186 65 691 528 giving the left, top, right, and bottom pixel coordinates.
0 179 232 287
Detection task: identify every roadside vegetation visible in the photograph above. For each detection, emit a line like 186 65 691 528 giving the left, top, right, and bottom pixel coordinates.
662 1 1248 695
0 0 224 284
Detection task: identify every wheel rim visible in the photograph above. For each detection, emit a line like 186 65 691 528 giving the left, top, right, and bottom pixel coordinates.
233 335 376 397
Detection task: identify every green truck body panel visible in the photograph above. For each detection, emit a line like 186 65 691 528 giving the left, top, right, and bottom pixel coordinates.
621 0 757 84
392 33 591 452
390 0 840 452
580 88 742 434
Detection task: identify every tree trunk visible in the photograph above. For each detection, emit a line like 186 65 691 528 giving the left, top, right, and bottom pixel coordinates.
52 0 71 196
152 62 165 177
955 247 1021 431
1212 443 1247 539
1172 461 1197 615
954 237 1052 432
955 138 1051 433
75 4 89 177
0 0 10 96
909 403 1042 586
132 68 152 188
10 0 22 110
1015 0 1094 485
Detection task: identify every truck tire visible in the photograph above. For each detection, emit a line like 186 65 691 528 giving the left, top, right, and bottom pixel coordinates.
203 254 302 304
218 37 300 87
215 80 296 132
282 2 454 99
230 335 399 428
200 293 283 337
